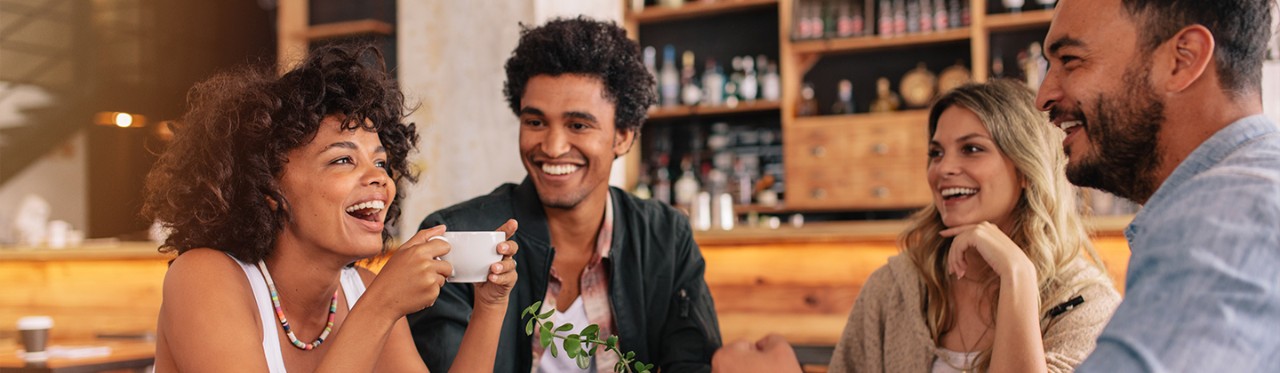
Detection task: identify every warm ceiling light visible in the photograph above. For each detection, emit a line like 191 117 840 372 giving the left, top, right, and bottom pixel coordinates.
95 111 147 128
114 112 133 128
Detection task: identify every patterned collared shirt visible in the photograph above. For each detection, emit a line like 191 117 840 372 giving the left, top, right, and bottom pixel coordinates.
531 191 618 372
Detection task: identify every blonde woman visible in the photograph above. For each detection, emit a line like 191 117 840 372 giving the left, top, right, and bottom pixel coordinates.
827 79 1120 373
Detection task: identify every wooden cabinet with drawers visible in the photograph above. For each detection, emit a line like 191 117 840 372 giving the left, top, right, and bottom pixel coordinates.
784 110 931 209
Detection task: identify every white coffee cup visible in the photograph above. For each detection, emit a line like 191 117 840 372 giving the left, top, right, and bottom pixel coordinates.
17 316 53 361
430 231 505 283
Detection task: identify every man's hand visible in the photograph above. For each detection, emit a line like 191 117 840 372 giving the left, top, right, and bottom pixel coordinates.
473 219 519 310
712 334 803 373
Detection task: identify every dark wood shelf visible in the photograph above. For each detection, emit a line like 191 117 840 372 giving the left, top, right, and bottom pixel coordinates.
791 109 930 127
647 100 781 120
985 9 1055 32
631 0 778 24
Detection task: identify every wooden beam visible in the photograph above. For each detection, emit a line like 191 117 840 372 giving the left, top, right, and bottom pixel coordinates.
276 0 308 75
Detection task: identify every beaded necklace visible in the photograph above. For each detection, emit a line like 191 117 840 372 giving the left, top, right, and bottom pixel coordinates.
256 260 337 351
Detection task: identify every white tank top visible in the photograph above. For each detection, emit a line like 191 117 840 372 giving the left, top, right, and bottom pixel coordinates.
232 254 366 373
537 297 597 373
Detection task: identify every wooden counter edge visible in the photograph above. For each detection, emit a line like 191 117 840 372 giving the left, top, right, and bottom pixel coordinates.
694 215 1134 246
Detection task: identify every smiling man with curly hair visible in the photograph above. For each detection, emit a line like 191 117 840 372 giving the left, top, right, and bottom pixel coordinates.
406 16 722 373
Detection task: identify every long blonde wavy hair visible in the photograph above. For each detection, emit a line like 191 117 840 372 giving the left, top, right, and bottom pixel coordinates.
901 79 1108 370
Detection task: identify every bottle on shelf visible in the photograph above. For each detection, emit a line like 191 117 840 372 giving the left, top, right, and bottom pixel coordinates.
832 79 857 115
837 2 854 37
852 0 866 37
878 0 894 37
633 167 653 200
918 0 933 33
823 0 838 38
869 77 902 113
658 0 684 8
674 155 701 208
702 59 724 107
680 50 702 106
644 46 658 108
1036 0 1056 9
1023 42 1047 91
892 0 907 36
1002 0 1025 13
654 159 672 205
761 63 781 102
948 0 962 28
906 0 921 34
798 82 820 116
660 45 680 107
933 0 949 31
740 55 758 102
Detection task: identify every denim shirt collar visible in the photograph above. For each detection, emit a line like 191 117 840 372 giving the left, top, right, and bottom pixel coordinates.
1126 114 1279 242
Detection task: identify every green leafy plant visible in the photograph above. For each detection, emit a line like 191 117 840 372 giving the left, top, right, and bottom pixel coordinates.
522 301 654 373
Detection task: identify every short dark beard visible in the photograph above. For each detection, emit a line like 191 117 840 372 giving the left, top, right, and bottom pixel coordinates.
1064 62 1164 204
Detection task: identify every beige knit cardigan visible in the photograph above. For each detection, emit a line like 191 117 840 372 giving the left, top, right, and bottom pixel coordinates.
828 254 1120 373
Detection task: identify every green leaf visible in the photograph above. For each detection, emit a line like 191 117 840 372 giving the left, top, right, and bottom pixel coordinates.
555 322 574 333
549 343 559 358
625 351 636 360
539 326 552 347
642 363 654 372
613 361 627 373
563 335 581 358
522 301 542 319
575 354 591 370
538 309 554 319
525 318 535 336
605 335 619 351
634 361 647 373
581 324 600 340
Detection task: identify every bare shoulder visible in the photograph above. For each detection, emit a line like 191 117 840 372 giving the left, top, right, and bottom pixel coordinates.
159 248 267 370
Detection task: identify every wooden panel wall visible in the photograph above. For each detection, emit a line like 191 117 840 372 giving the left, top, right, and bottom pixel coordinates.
0 258 168 341
702 235 1131 346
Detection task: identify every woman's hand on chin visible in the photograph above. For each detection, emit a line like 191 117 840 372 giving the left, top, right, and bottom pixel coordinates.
474 219 519 310
941 221 1034 281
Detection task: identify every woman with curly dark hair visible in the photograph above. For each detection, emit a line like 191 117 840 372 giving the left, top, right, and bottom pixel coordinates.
145 44 518 372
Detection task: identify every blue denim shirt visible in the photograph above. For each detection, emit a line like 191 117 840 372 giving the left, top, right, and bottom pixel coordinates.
1079 115 1280 372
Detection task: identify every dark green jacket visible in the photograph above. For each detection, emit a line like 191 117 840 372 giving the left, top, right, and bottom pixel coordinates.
407 178 721 372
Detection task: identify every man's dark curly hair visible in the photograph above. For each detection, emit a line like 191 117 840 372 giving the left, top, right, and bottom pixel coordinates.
503 16 657 133
142 44 419 264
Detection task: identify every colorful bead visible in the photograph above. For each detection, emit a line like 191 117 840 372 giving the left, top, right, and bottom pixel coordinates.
257 260 338 351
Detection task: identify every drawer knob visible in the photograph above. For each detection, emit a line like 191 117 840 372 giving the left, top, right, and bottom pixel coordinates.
811 188 827 199
811 146 826 157
872 187 889 198
872 143 889 155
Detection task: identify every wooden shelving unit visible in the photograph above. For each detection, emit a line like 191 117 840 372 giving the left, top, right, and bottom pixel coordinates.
647 100 782 120
791 109 929 127
630 0 779 24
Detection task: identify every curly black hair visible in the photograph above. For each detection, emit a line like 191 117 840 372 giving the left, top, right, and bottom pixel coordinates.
142 43 419 264
503 16 657 133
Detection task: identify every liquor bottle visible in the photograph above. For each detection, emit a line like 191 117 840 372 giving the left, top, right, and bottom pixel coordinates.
831 79 857 114
654 163 672 205
852 1 866 36
812 2 826 39
632 168 653 200
702 59 724 106
644 46 658 107
1036 0 1056 9
837 2 854 37
892 0 907 36
906 0 920 34
933 0 949 31
992 48 1005 78
869 77 901 112
919 0 933 33
674 155 700 208
660 45 680 107
798 82 820 116
680 50 702 105
740 55 759 101
1024 42 1047 90
824 0 839 38
761 63 781 101
879 0 894 37
948 0 962 28
1002 0 1025 13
